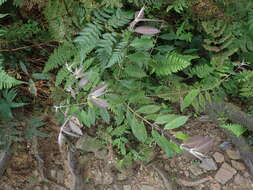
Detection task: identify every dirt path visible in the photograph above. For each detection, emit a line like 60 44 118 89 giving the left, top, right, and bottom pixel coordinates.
0 118 253 190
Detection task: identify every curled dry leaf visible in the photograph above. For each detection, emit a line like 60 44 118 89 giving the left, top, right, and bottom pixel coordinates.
89 97 110 108
69 120 83 136
134 26 161 35
89 83 108 97
182 135 214 154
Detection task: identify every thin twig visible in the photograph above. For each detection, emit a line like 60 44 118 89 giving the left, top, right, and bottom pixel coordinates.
0 41 57 52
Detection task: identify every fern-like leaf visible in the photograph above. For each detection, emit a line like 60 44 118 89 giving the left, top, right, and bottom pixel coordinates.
55 67 69 86
189 64 214 78
107 9 133 29
152 52 199 75
43 0 75 41
106 41 127 68
0 67 23 89
43 41 77 72
74 23 102 55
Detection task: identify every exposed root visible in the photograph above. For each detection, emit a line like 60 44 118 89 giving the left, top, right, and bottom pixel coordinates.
152 166 173 190
177 176 211 187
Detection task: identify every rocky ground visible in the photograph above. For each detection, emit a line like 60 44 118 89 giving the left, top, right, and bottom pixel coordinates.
0 118 253 190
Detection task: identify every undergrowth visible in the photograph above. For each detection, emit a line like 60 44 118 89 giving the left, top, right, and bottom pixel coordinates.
0 0 252 169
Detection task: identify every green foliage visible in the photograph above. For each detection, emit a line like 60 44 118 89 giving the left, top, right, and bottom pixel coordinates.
127 0 163 7
202 20 238 64
0 67 23 89
43 0 77 41
2 20 42 41
221 123 247 137
1 0 253 166
0 89 27 119
152 52 199 75
152 130 181 158
155 114 188 130
181 89 200 111
167 0 190 13
43 41 77 72
127 112 147 143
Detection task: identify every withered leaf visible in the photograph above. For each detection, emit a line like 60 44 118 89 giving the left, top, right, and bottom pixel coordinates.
89 97 110 108
69 120 83 136
182 135 214 154
134 26 161 35
89 83 108 98
62 122 81 138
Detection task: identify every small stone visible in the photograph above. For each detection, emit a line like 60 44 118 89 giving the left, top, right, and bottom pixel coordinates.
213 152 224 163
231 160 245 170
33 170 39 176
103 172 114 185
189 165 203 176
199 158 218 171
50 169 57 178
184 170 189 177
234 174 245 185
243 171 250 178
210 183 221 190
56 170 65 183
214 162 237 184
117 173 128 181
226 149 241 160
140 185 156 190
123 185 131 190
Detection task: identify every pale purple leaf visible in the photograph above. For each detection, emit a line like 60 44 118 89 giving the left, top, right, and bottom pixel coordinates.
89 83 108 97
134 26 161 35
69 120 83 136
78 77 89 87
62 123 81 138
182 135 213 154
90 97 110 108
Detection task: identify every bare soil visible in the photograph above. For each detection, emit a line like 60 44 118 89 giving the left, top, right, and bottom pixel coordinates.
1 117 253 190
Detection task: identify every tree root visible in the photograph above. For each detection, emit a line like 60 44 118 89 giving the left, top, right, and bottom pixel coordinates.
177 176 211 187
152 165 173 190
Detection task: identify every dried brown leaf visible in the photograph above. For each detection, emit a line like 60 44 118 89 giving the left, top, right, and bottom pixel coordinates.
183 135 214 154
